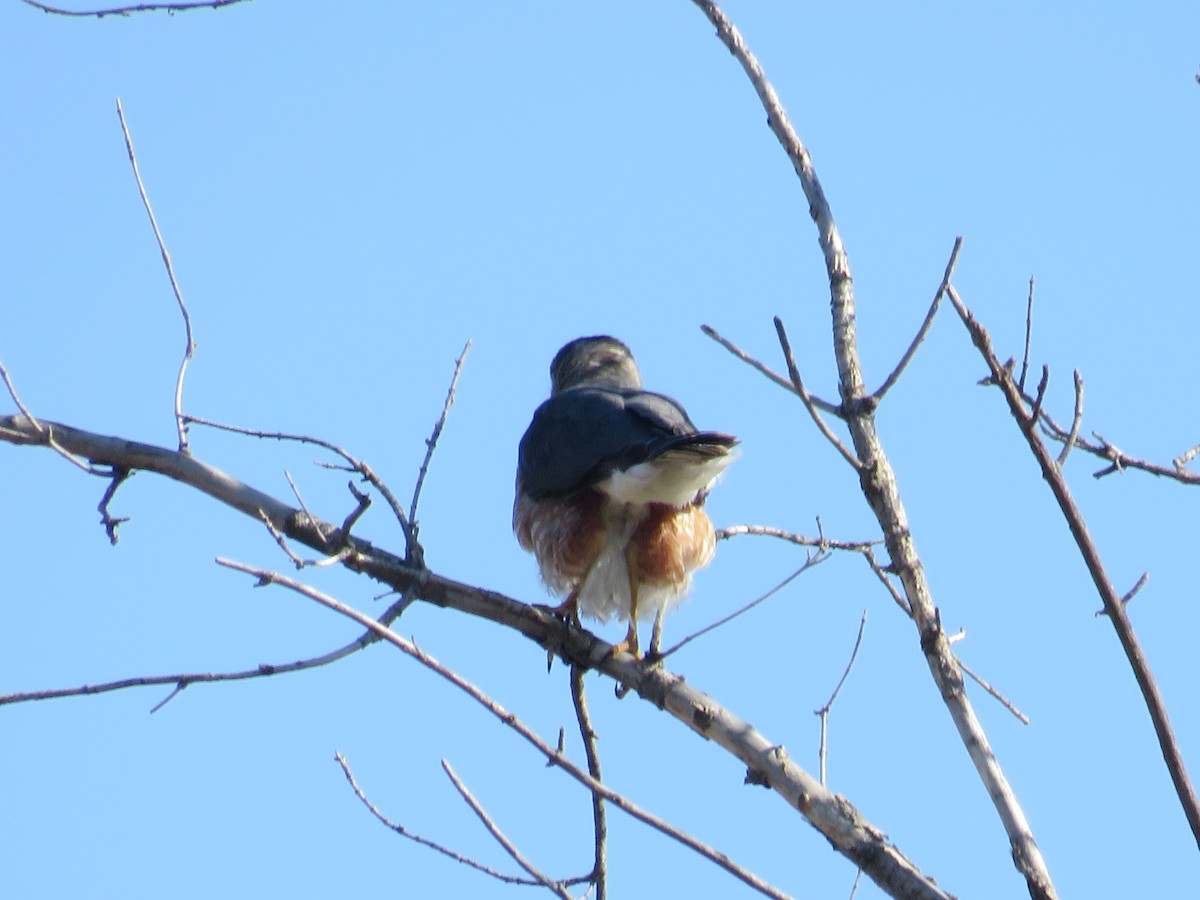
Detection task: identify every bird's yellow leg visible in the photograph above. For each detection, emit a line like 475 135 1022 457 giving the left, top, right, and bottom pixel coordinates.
612 542 641 657
552 588 580 623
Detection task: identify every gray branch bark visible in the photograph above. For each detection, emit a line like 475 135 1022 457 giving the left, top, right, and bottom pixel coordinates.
0 413 952 899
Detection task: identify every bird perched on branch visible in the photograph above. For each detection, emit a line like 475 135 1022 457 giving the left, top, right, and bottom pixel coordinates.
514 336 737 656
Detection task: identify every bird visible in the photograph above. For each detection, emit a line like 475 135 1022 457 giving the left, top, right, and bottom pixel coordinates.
513 335 737 657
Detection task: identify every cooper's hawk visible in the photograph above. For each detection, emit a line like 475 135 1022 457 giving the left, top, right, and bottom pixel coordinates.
513 336 737 656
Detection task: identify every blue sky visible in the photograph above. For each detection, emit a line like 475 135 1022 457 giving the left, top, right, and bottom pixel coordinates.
2 2 1198 897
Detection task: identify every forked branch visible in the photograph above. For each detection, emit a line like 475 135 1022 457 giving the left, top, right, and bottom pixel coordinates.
945 283 1200 849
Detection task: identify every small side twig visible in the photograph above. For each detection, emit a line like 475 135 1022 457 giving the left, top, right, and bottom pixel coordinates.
1056 370 1085 467
701 324 839 413
813 610 867 785
716 524 880 553
0 627 387 710
115 98 195 454
659 556 827 660
1097 572 1150 617
774 318 862 469
571 666 608 900
409 340 471 529
334 752 550 888
956 657 1030 725
185 413 423 559
442 760 572 900
97 466 133 544
871 236 961 403
1018 276 1035 392
861 547 912 617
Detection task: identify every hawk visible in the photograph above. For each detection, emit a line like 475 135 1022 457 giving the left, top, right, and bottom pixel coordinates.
514 336 737 656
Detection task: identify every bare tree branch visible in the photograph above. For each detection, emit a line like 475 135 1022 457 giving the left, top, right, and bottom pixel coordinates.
0 629 385 709
945 282 1200 849
333 752 553 888
218 558 799 900
700 324 840 414
1018 276 1035 392
774 317 862 469
115 98 195 454
409 340 471 533
691 2 1056 894
871 236 961 403
814 610 867 785
658 556 826 661
21 0 248 16
184 413 423 557
571 667 608 900
717 524 879 552
1 412 952 897
441 759 573 900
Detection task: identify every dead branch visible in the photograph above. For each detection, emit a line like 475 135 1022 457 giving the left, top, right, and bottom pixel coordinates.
691 3 1055 894
333 752 555 888
945 282 1200 849
409 340 471 530
115 98 195 454
441 760 573 899
701 324 840 414
814 610 868 785
871 236 962 403
571 667 608 900
21 0 248 16
219 559 798 900
0 629 384 709
774 317 862 468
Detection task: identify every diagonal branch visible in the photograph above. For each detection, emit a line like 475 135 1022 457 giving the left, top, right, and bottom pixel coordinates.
691 3 1056 895
871 236 961 403
334 751 556 888
441 760 572 899
219 559 796 900
945 283 1200 850
701 324 840 413
409 340 471 532
1 413 951 898
774 317 862 469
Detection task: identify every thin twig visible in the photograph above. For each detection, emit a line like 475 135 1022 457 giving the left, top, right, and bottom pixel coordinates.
860 547 912 617
1097 572 1151 616
333 752 550 888
1056 370 1084 467
184 413 422 556
774 318 862 469
0 631 387 709
814 610 868 785
658 557 826 660
97 466 132 545
0 358 39 423
956 658 1030 725
872 236 961 403
442 760 572 900
1018 276 1035 392
1174 443 1200 470
947 281 1200 847
716 524 879 553
701 324 840 413
410 340 471 527
219 559 794 900
115 98 195 454
22 0 247 15
571 667 607 900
